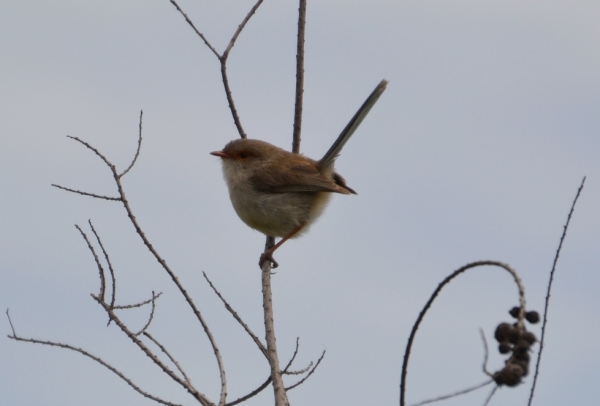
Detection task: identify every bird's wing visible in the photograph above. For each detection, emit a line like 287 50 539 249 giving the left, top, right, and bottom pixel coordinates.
250 159 353 195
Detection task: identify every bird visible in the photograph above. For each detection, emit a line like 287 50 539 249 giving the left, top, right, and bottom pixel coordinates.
211 79 388 268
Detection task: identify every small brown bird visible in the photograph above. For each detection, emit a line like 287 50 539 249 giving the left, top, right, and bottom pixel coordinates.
211 80 388 268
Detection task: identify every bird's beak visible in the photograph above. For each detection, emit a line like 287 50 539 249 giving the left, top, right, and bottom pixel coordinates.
210 151 229 159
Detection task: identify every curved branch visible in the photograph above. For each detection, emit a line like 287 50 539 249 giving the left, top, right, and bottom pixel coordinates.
74 224 106 301
399 261 526 406
119 110 143 178
408 380 493 406
226 375 272 406
284 349 325 391
528 176 586 406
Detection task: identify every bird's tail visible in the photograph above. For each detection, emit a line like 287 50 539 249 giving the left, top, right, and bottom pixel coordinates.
319 79 388 170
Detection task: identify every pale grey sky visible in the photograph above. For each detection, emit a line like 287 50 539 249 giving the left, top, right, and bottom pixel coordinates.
1 1 599 405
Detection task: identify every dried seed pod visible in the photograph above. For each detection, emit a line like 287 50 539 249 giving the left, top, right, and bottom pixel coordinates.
522 331 537 344
525 311 540 324
509 306 521 318
495 323 512 343
507 325 520 344
493 363 525 387
499 342 511 354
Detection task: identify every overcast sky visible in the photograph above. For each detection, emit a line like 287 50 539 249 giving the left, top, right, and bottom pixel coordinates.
1 1 599 405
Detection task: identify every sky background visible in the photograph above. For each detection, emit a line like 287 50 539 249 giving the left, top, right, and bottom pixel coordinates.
1 1 599 405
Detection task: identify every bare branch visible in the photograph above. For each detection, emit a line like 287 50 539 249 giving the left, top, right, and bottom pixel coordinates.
226 375 272 406
479 328 492 377
135 291 158 336
222 0 265 58
282 361 312 376
528 176 586 406
168 0 220 58
52 184 121 201
400 261 526 406
88 220 117 314
203 272 267 358
6 321 183 406
91 295 213 406
113 292 163 310
120 110 144 178
67 135 116 170
261 236 290 406
284 349 325 391
409 380 494 406
144 332 193 386
292 0 307 153
483 385 499 406
6 309 17 336
75 224 106 301
220 63 247 139
282 337 301 372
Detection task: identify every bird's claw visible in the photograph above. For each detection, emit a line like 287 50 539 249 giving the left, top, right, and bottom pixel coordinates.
259 251 279 269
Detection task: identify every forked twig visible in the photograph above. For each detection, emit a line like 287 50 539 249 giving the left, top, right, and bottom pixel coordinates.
75 224 106 301
169 0 265 139
527 176 586 406
284 349 326 391
400 261 526 406
135 291 158 336
88 220 117 312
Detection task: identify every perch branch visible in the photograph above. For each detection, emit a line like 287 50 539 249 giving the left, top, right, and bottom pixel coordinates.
527 176 586 406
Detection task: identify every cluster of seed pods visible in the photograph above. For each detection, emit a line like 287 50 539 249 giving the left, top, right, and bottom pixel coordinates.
492 307 540 386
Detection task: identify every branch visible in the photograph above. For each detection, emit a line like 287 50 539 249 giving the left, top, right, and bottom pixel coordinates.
284 349 325 391
119 110 143 177
144 332 193 386
479 329 492 377
6 311 183 406
74 224 106 301
409 380 494 406
135 291 159 336
527 176 586 406
203 272 267 358
400 261 526 406
52 184 121 201
292 0 307 153
113 292 163 310
226 375 272 406
168 0 220 58
88 220 117 312
261 236 290 406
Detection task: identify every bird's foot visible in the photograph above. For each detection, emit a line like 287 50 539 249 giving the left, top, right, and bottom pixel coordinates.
259 251 279 269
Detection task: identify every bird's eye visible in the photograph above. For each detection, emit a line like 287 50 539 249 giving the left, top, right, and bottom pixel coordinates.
239 152 249 159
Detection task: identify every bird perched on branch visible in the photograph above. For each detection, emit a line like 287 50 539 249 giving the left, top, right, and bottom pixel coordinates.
211 79 388 268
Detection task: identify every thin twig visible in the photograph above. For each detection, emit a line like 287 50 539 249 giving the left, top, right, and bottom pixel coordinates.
113 292 163 310
283 361 312 376
409 380 494 406
203 272 267 357
527 176 586 406
479 328 492 377
52 184 121 201
87 220 117 315
226 375 272 406
292 0 307 153
135 291 158 336
282 337 301 372
6 314 183 406
169 0 220 58
75 224 106 301
284 349 325 391
120 110 143 177
400 261 526 406
222 0 265 58
6 309 17 336
144 332 193 386
483 385 499 406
